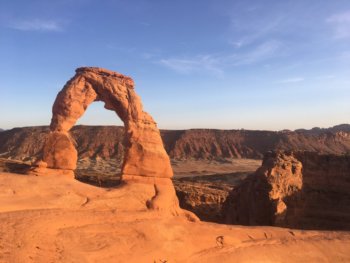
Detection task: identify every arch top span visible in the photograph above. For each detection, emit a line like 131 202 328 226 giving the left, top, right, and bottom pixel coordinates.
50 67 144 132
76 67 135 85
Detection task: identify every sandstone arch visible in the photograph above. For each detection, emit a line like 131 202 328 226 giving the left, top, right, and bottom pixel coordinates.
42 67 172 180
33 67 193 216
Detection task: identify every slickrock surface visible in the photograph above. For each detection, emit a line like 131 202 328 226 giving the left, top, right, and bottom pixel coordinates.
0 157 258 222
223 151 350 230
1 171 350 263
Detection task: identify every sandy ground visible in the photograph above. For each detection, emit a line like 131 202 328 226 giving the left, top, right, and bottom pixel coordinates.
1 171 350 263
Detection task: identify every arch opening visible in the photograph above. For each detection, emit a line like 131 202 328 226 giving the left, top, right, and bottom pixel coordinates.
73 101 125 187
76 101 123 127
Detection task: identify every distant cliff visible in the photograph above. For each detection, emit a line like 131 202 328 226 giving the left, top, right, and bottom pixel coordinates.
0 124 350 161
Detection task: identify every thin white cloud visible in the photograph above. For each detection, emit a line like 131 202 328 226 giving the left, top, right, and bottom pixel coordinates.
277 77 304 84
231 40 282 66
327 10 350 39
229 17 283 48
158 40 283 76
159 55 223 76
8 19 63 32
230 41 244 48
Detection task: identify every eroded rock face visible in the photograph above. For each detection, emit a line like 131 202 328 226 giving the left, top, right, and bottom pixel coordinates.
223 151 350 230
31 67 195 217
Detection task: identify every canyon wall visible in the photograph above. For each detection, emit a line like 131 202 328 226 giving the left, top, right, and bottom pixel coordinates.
1 125 350 161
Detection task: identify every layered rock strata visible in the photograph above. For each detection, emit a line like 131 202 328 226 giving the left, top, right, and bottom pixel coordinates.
222 151 350 230
1 125 350 162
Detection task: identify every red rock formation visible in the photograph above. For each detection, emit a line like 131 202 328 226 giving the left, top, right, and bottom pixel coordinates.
223 151 350 230
43 67 172 180
31 67 193 216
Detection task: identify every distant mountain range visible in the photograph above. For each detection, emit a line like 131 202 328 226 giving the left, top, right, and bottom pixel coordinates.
295 124 350 134
0 124 349 161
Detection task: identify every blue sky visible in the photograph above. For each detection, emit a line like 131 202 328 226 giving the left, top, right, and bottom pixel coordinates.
0 0 349 130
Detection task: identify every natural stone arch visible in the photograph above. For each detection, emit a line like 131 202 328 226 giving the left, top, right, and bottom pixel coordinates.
32 67 196 216
41 67 173 181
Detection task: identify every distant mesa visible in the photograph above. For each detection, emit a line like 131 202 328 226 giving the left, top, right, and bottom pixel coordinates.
30 67 197 219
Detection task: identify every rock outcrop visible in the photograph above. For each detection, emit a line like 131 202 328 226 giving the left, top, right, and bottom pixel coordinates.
31 67 192 216
222 151 350 230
